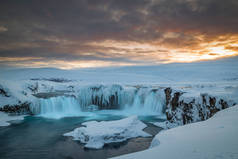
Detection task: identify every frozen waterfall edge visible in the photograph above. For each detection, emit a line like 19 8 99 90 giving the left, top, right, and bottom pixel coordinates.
30 85 166 118
1 84 236 125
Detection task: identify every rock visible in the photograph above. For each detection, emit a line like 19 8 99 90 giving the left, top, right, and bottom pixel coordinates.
171 92 182 111
0 85 10 97
78 85 123 110
164 88 172 107
219 99 228 109
164 89 235 127
0 102 32 115
27 82 39 93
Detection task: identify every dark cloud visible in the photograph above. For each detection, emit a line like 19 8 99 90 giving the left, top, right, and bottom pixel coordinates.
0 0 237 67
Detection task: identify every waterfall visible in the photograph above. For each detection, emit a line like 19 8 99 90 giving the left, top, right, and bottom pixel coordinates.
30 85 166 118
33 96 82 119
76 85 133 110
124 88 165 115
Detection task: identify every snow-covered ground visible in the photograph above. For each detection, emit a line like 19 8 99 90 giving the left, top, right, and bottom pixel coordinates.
0 57 237 158
63 116 151 149
0 57 237 105
0 112 25 126
0 56 237 120
112 105 238 159
1 56 238 85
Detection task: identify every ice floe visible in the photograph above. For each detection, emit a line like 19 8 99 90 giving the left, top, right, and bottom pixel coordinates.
63 116 151 149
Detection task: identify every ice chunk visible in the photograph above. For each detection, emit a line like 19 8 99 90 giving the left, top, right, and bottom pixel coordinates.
63 116 151 149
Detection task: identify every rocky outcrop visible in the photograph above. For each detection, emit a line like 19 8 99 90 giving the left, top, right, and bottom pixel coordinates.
0 85 10 97
27 82 39 94
164 88 172 107
164 88 236 127
0 102 32 115
90 92 119 110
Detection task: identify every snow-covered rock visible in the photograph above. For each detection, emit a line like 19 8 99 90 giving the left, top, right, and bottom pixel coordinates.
164 88 236 127
150 121 177 130
63 116 151 149
112 105 238 159
0 112 25 126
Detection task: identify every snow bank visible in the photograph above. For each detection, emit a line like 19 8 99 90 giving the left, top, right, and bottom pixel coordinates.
63 116 151 149
0 112 25 126
112 105 238 159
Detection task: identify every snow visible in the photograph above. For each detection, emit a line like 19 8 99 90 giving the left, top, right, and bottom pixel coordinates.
1 56 238 85
63 116 151 149
0 112 25 126
0 57 237 156
0 56 237 118
112 105 238 159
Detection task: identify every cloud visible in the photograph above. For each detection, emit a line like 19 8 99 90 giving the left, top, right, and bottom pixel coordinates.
0 0 237 68
0 26 7 32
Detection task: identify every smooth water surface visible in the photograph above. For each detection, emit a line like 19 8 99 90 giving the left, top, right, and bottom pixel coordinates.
0 114 163 159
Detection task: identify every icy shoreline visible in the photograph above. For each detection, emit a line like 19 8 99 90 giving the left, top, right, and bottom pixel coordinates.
0 112 25 126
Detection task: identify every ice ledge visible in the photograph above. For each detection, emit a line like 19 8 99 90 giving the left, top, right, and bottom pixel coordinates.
63 116 151 149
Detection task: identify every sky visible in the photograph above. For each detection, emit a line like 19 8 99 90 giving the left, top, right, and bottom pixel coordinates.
0 0 238 69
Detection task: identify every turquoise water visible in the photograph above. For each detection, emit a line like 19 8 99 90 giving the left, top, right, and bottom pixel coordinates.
0 114 163 159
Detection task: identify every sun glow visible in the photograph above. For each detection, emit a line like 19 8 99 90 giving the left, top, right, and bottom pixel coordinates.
87 39 238 65
1 36 238 68
208 46 236 56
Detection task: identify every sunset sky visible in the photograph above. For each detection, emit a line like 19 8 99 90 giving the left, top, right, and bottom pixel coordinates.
0 0 238 69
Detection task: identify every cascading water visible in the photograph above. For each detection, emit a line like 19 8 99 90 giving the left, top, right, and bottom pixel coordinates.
30 85 166 118
124 88 165 115
33 96 82 119
76 85 134 110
